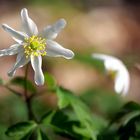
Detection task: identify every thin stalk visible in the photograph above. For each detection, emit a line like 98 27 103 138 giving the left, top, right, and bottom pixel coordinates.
24 64 29 99
24 64 34 120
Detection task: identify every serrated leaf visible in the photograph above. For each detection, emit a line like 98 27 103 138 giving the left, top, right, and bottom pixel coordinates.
20 131 33 140
52 115 82 139
117 111 140 139
41 110 56 125
97 129 117 140
56 87 98 140
73 125 92 138
44 72 56 89
41 110 82 139
123 111 140 126
9 76 37 93
56 87 70 109
110 101 140 125
37 129 49 140
6 121 37 138
108 102 140 140
118 122 136 140
56 87 94 123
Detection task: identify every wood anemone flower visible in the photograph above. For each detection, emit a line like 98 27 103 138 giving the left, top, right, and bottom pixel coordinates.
1 8 74 85
92 53 130 95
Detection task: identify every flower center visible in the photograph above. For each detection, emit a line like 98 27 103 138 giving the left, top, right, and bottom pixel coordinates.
107 70 117 80
24 36 46 58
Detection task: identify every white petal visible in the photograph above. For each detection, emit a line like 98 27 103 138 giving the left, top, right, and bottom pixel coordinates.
31 55 44 85
92 53 130 95
114 68 130 96
46 40 74 59
2 24 27 41
8 53 30 77
0 44 22 56
21 8 38 36
92 53 126 72
41 19 66 39
16 51 24 62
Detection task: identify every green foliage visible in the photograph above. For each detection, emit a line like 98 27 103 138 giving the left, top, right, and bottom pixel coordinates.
20 131 33 140
37 129 49 140
0 4 138 140
6 121 37 139
0 94 28 140
9 76 37 94
114 102 140 140
56 87 99 140
80 88 123 116
41 110 56 125
0 54 139 140
109 101 140 125
99 102 140 140
44 72 56 90
41 110 82 139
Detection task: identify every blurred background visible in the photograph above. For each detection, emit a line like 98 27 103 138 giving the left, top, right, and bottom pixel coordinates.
0 0 140 139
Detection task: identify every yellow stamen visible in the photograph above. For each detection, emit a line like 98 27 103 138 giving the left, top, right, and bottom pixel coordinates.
24 36 46 58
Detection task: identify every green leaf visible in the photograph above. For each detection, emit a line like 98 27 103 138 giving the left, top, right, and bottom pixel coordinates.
123 101 140 111
56 87 71 109
42 110 82 140
97 129 117 140
75 54 105 73
56 87 93 122
44 72 56 89
110 101 140 125
6 121 37 138
80 88 123 115
37 129 49 140
20 131 33 140
122 111 140 126
117 111 140 139
9 76 37 93
41 110 56 125
56 87 98 140
73 125 92 138
107 102 140 140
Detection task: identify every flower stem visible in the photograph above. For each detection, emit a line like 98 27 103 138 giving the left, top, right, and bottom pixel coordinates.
24 64 29 99
24 64 34 120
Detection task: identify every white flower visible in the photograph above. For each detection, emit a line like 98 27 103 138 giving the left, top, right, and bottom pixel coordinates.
92 53 130 95
1 8 74 85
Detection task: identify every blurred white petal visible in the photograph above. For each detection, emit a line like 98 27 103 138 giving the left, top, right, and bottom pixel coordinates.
92 53 130 95
8 53 30 77
115 70 130 96
0 44 22 56
21 8 38 36
31 55 44 85
2 24 27 41
41 19 66 39
46 40 74 59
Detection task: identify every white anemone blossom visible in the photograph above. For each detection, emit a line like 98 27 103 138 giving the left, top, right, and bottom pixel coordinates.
1 8 74 85
92 53 130 95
